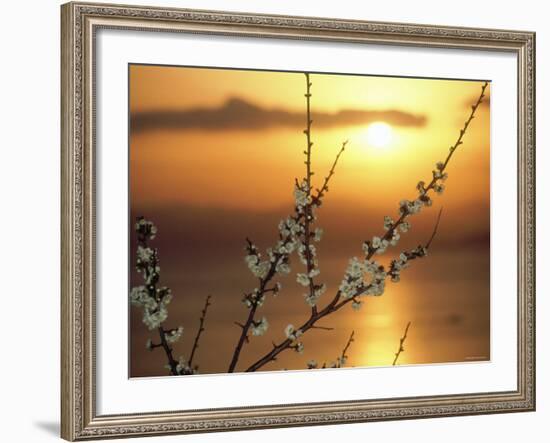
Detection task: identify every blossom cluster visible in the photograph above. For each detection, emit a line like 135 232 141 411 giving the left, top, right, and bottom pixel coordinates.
294 178 329 307
135 216 157 241
388 245 428 283
285 324 303 341
242 288 267 309
165 326 184 344
338 257 387 301
243 220 298 291
175 356 196 375
130 285 173 330
403 161 449 215
251 317 269 336
130 219 184 356
294 179 312 214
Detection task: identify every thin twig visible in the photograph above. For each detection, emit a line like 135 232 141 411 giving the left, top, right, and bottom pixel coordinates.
338 330 355 367
425 208 443 249
392 321 411 366
188 294 212 367
312 140 348 206
310 325 334 331
135 228 179 375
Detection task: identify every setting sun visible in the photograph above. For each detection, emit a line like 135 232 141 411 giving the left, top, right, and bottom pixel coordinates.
364 121 394 148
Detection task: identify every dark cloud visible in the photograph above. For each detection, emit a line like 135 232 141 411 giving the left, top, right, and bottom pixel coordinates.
131 97 427 133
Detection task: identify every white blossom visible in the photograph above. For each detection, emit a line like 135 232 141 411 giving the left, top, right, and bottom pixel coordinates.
176 356 194 375
244 254 259 268
383 216 394 230
242 288 266 308
251 317 269 336
309 268 320 278
364 280 386 296
399 221 411 233
143 305 168 330
275 261 291 274
285 324 302 341
294 186 310 208
145 339 153 351
339 257 365 299
135 218 157 240
376 239 390 254
136 245 154 266
390 230 401 247
352 300 363 311
130 286 151 307
296 273 310 287
295 342 304 354
166 326 184 343
304 283 326 307
313 228 323 242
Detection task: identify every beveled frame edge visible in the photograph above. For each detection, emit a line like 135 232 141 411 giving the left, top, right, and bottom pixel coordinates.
60 1 536 440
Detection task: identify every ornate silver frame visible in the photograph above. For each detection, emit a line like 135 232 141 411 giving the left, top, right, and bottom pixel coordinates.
61 2 536 440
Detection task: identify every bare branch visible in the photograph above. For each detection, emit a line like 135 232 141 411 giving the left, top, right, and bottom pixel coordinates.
188 294 212 367
425 207 443 249
310 325 334 331
393 321 412 366
308 330 355 369
338 330 355 368
312 140 348 206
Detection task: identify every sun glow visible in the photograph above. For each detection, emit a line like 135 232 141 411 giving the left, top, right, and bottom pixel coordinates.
364 122 394 148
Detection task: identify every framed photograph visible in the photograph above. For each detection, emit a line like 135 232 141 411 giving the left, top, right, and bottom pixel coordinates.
61 1 535 440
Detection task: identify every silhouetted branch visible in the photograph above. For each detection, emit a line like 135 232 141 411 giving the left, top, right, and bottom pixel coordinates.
425 208 443 249
188 294 212 367
130 217 185 375
243 82 486 373
393 321 412 366
309 330 355 369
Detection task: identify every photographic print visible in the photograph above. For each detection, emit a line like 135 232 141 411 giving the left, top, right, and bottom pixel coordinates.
128 65 490 377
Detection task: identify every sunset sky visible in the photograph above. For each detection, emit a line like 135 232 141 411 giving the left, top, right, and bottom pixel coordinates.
129 64 490 377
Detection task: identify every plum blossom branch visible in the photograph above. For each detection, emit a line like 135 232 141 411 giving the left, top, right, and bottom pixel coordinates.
393 321 412 366
188 294 212 368
130 217 184 375
298 73 328 314
227 235 287 372
361 82 488 262
227 75 349 372
242 79 489 372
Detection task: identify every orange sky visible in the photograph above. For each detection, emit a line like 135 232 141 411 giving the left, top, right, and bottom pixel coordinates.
129 65 490 376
